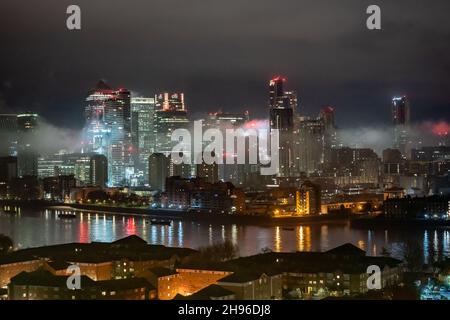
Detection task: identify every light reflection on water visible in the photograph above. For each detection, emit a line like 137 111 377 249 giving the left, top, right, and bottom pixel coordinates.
0 209 449 262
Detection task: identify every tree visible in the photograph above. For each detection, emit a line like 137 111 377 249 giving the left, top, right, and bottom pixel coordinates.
0 234 13 255
196 240 239 262
400 240 423 272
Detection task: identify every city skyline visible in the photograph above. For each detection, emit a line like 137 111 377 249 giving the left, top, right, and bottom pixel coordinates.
1 78 449 159
1 76 449 133
1 0 450 303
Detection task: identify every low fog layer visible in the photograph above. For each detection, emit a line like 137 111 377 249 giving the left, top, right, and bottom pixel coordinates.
2 114 449 158
338 121 449 155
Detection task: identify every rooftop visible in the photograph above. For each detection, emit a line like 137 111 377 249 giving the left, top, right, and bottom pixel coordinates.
0 236 197 267
325 243 366 256
112 235 148 246
179 284 235 300
179 243 402 278
10 269 155 291
148 267 178 278
219 271 275 283
96 278 155 291
10 270 95 287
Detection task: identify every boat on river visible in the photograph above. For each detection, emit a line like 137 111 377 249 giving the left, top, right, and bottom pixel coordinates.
57 212 76 219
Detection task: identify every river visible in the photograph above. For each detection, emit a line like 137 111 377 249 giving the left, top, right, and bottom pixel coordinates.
0 208 449 263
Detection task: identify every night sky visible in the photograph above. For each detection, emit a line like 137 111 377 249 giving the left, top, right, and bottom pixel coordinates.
1 0 450 130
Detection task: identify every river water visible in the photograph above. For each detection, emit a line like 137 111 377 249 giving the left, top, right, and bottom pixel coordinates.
0 208 449 263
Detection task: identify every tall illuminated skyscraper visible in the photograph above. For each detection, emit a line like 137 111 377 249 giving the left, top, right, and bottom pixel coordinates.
154 92 189 153
84 81 131 186
131 97 156 184
17 113 39 177
392 96 410 157
269 77 296 121
269 76 297 177
84 80 112 154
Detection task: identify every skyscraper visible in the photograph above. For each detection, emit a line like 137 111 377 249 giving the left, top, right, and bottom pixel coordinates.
131 97 156 184
107 87 132 186
269 77 296 128
84 81 131 186
205 111 250 186
296 116 325 175
392 96 410 157
320 106 338 166
17 113 39 177
148 153 169 191
0 114 18 157
269 77 296 177
84 80 112 154
154 93 190 153
90 154 108 188
0 156 17 184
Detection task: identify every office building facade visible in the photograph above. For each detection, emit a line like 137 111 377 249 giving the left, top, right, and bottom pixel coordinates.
84 81 132 186
17 113 39 177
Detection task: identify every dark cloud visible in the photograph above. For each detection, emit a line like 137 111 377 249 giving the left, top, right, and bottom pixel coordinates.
0 0 449 129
